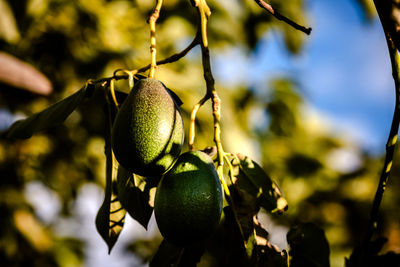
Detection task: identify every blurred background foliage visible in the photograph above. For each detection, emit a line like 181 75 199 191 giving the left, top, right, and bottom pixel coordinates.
0 0 399 266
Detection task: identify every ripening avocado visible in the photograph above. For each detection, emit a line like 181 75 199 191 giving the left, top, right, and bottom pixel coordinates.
154 151 223 246
111 78 184 177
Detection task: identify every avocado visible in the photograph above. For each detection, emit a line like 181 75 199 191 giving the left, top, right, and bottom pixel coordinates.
154 151 223 246
111 78 184 177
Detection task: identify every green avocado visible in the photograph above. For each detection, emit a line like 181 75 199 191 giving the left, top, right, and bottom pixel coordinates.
111 78 184 177
154 151 223 246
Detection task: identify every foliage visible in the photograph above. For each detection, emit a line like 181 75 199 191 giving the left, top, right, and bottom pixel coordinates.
0 0 400 267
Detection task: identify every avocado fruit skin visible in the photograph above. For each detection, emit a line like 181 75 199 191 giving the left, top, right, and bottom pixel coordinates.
111 78 184 177
154 151 223 246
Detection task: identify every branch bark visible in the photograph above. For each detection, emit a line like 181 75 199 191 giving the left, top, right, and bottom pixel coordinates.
254 0 311 35
358 2 400 264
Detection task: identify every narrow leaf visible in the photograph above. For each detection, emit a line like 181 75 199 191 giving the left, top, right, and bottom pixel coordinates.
235 154 288 214
116 166 154 229
95 179 126 253
7 85 90 139
95 101 126 253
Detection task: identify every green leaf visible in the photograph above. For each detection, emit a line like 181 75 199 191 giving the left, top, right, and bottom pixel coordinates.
116 166 154 229
287 222 330 267
95 101 126 253
6 84 92 139
233 154 288 214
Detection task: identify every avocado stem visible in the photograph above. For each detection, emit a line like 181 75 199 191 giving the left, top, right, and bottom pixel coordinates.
193 3 248 248
149 0 163 78
189 94 209 150
109 79 119 109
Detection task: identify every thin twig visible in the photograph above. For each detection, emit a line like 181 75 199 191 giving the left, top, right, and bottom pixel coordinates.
193 4 248 248
191 0 211 47
109 79 119 109
198 34 223 170
90 34 201 85
137 31 201 74
189 94 210 150
373 1 400 52
254 0 311 35
363 1 400 248
148 0 163 78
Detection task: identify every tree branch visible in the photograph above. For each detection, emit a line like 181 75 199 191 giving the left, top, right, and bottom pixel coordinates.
359 0 400 262
254 0 312 35
90 33 201 85
137 31 201 74
373 1 400 52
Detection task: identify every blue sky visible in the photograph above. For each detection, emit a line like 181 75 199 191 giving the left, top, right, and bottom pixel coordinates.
215 0 394 155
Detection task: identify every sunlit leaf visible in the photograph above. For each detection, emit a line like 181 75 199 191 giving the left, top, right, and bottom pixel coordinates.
232 153 288 214
95 102 126 253
287 222 330 267
6 84 93 139
95 182 126 254
116 166 154 229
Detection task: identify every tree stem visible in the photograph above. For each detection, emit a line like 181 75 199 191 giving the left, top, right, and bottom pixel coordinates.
254 0 311 35
364 0 400 250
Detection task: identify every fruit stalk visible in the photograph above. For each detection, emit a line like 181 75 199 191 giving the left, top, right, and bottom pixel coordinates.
149 0 163 78
195 4 248 248
199 38 225 180
189 94 209 150
109 79 119 108
191 0 211 47
88 32 201 87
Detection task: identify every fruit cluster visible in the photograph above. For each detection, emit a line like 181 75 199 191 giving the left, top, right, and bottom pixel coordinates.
111 78 223 246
